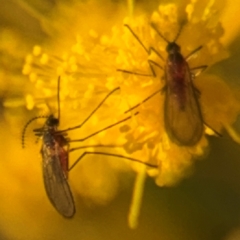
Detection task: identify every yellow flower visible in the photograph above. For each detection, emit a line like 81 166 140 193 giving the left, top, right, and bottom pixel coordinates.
101 1 240 227
1 0 240 238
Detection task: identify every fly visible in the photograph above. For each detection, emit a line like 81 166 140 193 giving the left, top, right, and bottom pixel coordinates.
22 77 157 218
118 23 209 146
151 23 208 145
35 114 74 218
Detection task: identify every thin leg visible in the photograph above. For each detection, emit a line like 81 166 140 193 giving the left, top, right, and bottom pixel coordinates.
117 69 153 77
124 24 149 53
190 65 208 77
68 112 139 143
69 144 122 152
185 46 203 61
149 47 164 61
148 60 163 72
203 121 222 137
147 48 164 76
117 58 162 78
124 24 164 61
117 25 164 78
124 89 161 114
69 151 158 171
117 60 161 77
58 87 120 133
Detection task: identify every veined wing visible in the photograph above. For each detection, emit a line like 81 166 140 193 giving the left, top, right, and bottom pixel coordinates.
164 62 203 146
41 143 75 218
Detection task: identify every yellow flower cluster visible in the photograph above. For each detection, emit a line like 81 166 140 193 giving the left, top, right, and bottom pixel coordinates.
22 1 240 188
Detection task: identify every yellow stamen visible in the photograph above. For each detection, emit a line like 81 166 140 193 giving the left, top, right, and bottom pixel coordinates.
128 165 147 229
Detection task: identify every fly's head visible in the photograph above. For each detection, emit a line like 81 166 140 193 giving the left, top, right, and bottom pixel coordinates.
45 114 59 130
166 42 181 55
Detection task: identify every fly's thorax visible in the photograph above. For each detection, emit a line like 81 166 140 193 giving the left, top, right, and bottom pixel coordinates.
42 130 56 148
165 52 187 87
40 115 59 145
166 42 181 55
41 130 69 178
167 52 185 69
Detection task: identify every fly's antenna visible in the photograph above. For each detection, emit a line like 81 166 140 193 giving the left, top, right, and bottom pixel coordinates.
151 22 183 43
22 116 48 148
59 87 120 133
57 76 61 123
151 23 170 43
173 24 183 43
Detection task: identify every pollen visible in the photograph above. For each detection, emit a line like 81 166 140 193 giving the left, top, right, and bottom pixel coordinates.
33 46 42 56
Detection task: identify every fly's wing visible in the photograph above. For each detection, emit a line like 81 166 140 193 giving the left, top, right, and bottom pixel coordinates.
164 63 203 146
41 144 75 218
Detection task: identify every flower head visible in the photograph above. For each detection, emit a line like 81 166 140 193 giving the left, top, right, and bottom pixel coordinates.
19 0 240 228
101 2 237 187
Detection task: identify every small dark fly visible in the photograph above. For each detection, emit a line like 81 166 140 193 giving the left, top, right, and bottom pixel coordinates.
22 77 157 218
151 23 208 146
118 23 209 146
22 80 75 217
37 117 74 218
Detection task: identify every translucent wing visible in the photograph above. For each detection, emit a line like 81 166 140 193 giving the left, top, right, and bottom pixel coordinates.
164 61 203 146
41 144 75 218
